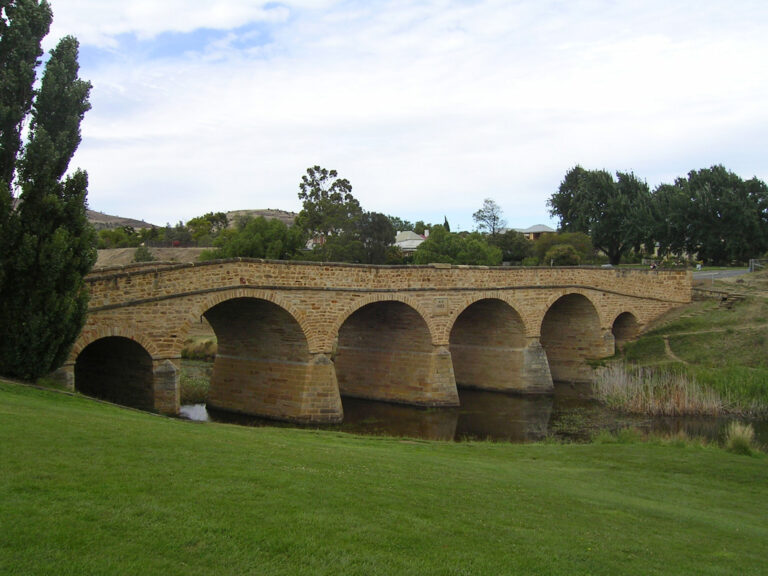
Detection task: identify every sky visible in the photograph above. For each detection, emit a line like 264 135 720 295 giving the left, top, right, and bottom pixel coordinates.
39 0 768 231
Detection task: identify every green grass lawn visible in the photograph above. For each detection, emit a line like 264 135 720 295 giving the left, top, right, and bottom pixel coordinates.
1 381 766 575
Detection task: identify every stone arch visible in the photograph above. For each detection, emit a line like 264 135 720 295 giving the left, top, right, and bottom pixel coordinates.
612 311 641 350
449 297 528 391
438 292 539 343
191 288 317 351
331 294 437 347
203 296 321 421
74 336 155 410
540 288 610 331
70 325 161 361
540 292 605 383
334 298 443 405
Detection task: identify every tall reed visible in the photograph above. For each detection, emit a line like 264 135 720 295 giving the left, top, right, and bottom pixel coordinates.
593 364 725 416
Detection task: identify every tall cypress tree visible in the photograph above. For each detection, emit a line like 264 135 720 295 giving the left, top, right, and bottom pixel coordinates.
0 4 96 380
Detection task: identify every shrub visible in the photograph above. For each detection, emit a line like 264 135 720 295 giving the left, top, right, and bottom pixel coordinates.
724 421 757 456
544 244 580 266
133 245 155 262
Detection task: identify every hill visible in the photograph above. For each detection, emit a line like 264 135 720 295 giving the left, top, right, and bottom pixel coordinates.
87 209 156 230
87 208 298 231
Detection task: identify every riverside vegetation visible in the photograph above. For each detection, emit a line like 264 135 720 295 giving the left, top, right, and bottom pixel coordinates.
1 380 766 575
594 269 768 418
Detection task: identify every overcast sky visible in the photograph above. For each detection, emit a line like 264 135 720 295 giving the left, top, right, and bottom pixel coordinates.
42 0 768 231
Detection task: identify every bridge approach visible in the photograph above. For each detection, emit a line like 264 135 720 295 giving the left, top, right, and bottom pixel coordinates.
61 260 691 423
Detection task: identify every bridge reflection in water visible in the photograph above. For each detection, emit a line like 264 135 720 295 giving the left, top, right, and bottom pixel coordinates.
184 389 553 442
182 383 768 445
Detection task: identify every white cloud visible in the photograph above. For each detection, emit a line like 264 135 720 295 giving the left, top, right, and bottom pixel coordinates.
41 0 768 229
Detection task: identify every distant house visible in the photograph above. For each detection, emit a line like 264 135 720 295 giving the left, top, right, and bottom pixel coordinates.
515 224 555 241
394 230 426 253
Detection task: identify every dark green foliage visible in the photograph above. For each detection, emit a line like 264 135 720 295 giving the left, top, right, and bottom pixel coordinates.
544 244 580 266
186 211 228 246
296 165 361 239
0 0 52 193
549 166 652 265
489 229 532 263
358 211 395 264
387 215 414 232
97 226 142 248
295 166 394 264
133 245 155 262
0 24 95 380
413 225 502 266
200 216 304 261
531 231 596 265
652 165 768 264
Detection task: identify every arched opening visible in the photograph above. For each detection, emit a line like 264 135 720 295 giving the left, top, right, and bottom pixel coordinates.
75 337 154 410
612 312 640 350
204 297 312 420
540 294 602 382
335 301 433 404
449 299 527 392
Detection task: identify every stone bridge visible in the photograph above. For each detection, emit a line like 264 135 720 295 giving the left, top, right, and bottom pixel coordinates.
61 260 691 423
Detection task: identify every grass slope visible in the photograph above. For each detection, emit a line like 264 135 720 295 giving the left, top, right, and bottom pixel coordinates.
1 381 767 575
619 271 768 411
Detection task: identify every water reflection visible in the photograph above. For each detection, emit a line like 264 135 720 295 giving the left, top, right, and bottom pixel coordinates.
180 383 768 445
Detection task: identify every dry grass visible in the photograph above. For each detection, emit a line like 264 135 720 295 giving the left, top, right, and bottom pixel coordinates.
724 421 758 456
593 363 726 416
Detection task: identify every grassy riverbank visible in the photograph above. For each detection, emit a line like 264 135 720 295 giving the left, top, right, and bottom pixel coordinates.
606 270 768 414
1 380 766 575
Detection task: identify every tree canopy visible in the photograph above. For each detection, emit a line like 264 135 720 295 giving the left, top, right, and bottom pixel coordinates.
295 166 395 264
548 166 651 265
413 226 502 266
472 198 506 236
200 216 304 261
0 5 95 380
652 165 768 264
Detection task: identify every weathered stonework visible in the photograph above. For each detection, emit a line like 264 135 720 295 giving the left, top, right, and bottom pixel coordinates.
66 260 691 422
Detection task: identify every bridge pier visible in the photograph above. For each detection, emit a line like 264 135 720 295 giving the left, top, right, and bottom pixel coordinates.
207 353 344 424
153 359 180 415
519 339 554 393
300 353 344 423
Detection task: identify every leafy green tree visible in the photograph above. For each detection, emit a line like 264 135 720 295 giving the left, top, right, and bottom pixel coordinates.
387 215 414 232
544 244 580 266
133 245 155 263
186 212 228 246
548 166 652 265
97 226 141 248
359 211 395 264
532 232 596 265
652 166 768 264
296 166 362 239
490 229 532 263
200 216 304 261
413 226 501 266
0 24 95 380
472 198 506 236
413 220 428 235
0 0 52 194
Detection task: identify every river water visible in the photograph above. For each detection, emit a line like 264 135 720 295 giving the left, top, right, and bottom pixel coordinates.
180 382 768 444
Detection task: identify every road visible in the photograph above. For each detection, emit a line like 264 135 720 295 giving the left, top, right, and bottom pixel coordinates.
692 268 749 280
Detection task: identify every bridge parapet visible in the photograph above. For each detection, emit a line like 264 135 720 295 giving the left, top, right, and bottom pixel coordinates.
85 260 691 309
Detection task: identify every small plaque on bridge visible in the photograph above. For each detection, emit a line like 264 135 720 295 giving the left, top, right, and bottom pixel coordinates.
433 297 448 315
